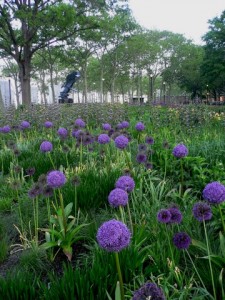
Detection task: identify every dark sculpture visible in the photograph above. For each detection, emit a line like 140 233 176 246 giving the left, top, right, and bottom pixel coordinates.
58 71 80 103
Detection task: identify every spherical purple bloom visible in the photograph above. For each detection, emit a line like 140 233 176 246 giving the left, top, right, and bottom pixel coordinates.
72 129 84 139
115 175 135 193
136 153 147 164
44 121 53 128
145 162 153 170
192 202 212 222
173 232 191 250
40 141 53 153
135 122 145 131
20 121 30 129
96 219 131 252
102 123 111 131
172 143 188 158
75 118 85 128
0 125 11 133
132 282 166 300
98 133 110 144
138 144 147 152
202 181 225 205
57 127 68 138
157 209 171 224
108 188 129 207
145 136 154 145
47 170 66 189
121 121 129 129
114 135 129 150
168 207 183 224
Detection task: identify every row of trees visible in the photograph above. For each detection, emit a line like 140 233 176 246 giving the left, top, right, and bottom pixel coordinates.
0 1 224 105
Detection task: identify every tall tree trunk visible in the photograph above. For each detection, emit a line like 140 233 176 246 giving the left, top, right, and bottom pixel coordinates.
18 59 31 105
83 65 88 103
111 78 115 104
49 66 55 103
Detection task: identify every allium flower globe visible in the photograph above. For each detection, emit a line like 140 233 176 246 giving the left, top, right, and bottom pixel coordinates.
168 207 183 224
135 122 145 131
98 133 110 144
136 153 147 164
145 136 154 145
44 121 53 128
97 219 131 252
102 123 111 131
172 143 188 158
57 127 68 138
21 121 30 129
121 121 129 128
173 232 191 250
75 118 85 128
114 135 129 150
0 125 11 133
157 209 171 224
40 141 53 153
108 188 129 207
202 181 225 204
192 202 212 222
132 282 166 300
47 170 66 188
115 175 135 193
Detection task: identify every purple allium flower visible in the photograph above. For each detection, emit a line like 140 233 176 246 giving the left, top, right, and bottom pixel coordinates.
121 121 129 129
136 153 147 164
0 125 11 133
20 121 30 129
145 162 153 170
138 144 147 152
102 123 111 131
115 175 135 193
157 209 171 224
108 188 129 207
116 123 123 130
44 121 53 128
57 127 68 138
145 136 154 145
42 185 54 198
172 143 188 158
96 219 131 252
25 167 35 176
98 133 110 144
202 181 225 205
75 118 85 128
132 282 166 300
40 141 53 153
173 232 191 250
28 183 42 198
114 135 129 150
135 122 145 131
192 202 213 222
47 170 66 189
72 129 84 139
168 207 183 224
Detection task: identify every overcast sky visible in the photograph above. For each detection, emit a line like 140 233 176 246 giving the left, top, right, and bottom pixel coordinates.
129 0 224 44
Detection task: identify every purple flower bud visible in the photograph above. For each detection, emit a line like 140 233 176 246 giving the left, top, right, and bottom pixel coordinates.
145 136 154 145
98 133 110 144
97 219 131 252
114 135 129 150
44 121 53 128
157 209 171 223
168 207 183 224
172 232 191 250
75 118 85 128
108 188 129 207
136 153 147 164
135 122 145 131
102 123 111 131
132 282 166 300
192 202 212 221
202 181 225 205
57 127 68 138
115 175 135 193
40 141 53 153
21 121 30 129
172 143 188 158
47 170 66 189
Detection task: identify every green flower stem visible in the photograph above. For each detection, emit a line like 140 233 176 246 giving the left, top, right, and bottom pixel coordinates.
126 201 133 235
219 205 225 233
203 220 217 299
119 206 125 224
59 190 67 235
165 224 175 267
79 140 83 168
114 252 125 300
180 158 184 196
48 152 56 169
33 196 39 245
185 249 207 290
123 149 133 174
74 186 77 219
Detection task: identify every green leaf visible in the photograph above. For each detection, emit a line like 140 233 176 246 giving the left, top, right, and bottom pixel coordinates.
115 281 121 300
64 202 73 217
